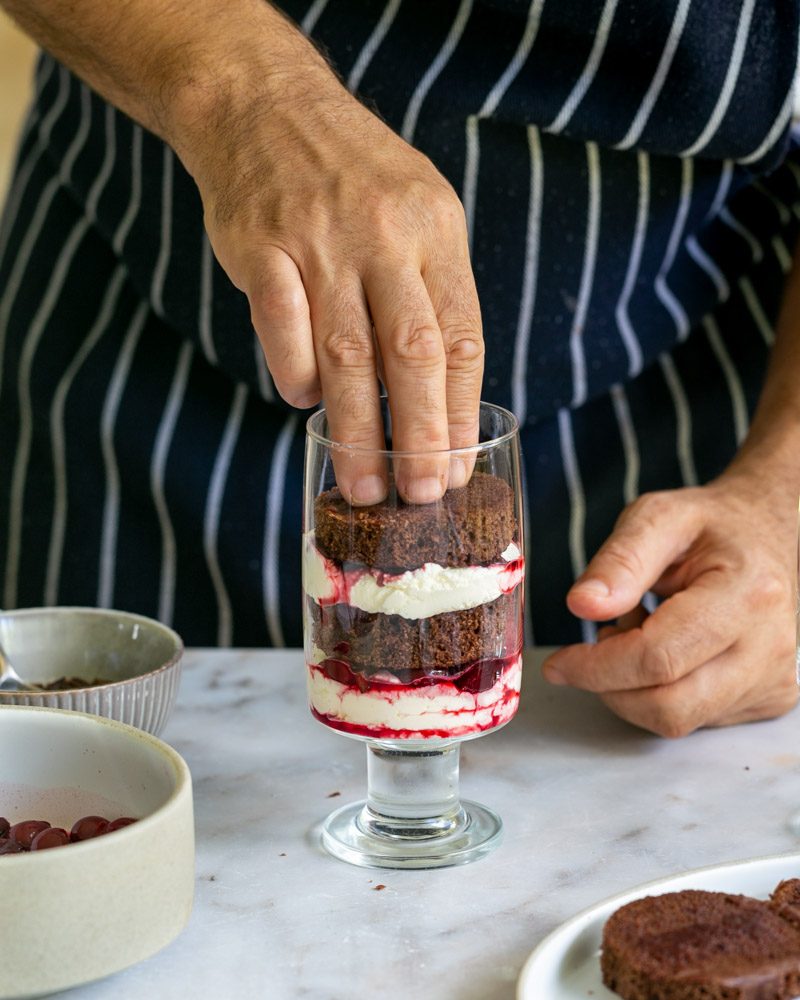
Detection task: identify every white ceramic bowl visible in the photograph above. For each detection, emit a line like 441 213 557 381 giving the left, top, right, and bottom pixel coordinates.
0 607 183 735
0 705 194 999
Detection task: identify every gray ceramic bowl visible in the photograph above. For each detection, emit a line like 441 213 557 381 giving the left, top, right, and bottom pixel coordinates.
0 608 183 735
0 705 194 999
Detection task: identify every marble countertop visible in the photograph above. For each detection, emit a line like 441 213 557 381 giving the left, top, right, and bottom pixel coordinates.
64 648 800 1000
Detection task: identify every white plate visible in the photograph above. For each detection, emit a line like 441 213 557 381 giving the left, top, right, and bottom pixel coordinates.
517 852 800 999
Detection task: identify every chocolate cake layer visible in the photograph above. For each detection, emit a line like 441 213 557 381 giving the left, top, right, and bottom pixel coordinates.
314 472 516 569
310 593 521 677
601 888 800 1000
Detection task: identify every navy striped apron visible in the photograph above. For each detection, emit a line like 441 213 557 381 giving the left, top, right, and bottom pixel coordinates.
0 0 798 646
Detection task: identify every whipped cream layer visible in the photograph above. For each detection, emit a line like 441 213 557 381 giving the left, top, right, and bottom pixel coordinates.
303 533 523 620
306 652 522 740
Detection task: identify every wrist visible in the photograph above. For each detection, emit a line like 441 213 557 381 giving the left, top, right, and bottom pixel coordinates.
163 14 341 184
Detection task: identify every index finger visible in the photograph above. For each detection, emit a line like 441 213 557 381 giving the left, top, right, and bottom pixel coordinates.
543 573 735 692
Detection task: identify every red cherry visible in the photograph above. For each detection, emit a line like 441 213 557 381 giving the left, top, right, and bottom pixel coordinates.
0 837 23 855
70 815 110 842
9 820 50 849
31 827 70 851
106 817 137 832
0 817 9 838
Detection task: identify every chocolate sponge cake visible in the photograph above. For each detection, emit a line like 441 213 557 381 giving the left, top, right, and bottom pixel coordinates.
601 886 800 1000
314 472 516 569
304 469 525 739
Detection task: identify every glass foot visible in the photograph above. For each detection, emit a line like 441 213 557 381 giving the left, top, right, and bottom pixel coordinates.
320 797 502 869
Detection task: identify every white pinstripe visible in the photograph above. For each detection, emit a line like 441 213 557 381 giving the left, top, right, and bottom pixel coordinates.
609 383 640 505
557 408 595 644
112 125 143 255
0 72 91 415
464 0 546 251
703 315 748 444
511 126 543 425
462 114 480 252
204 383 248 647
772 235 792 273
718 206 763 262
739 276 774 345
570 142 601 407
479 0 546 117
3 217 90 608
686 235 729 302
301 0 330 33
681 0 756 157
655 157 693 341
547 0 620 133
658 353 697 487
97 302 148 608
150 341 194 626
254 334 276 403
402 0 473 143
615 0 692 150
263 414 298 647
347 0 403 93
85 101 117 224
707 160 734 222
615 151 648 377
151 146 173 318
740 85 795 166
198 234 219 366
45 266 128 605
0 58 62 270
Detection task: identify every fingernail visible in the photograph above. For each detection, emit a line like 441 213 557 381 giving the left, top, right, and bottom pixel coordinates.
351 476 386 506
449 458 470 489
571 578 611 599
405 477 445 504
543 664 566 686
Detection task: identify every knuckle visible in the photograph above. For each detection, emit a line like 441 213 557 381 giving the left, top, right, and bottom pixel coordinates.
626 490 673 527
445 330 485 371
320 329 374 370
387 321 444 365
640 642 682 686
334 383 375 425
747 570 791 612
251 284 307 326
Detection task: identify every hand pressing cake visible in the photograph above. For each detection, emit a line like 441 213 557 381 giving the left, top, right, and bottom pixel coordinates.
303 471 525 739
601 880 800 1000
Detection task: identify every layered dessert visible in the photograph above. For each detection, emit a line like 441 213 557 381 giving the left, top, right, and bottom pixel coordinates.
304 472 524 740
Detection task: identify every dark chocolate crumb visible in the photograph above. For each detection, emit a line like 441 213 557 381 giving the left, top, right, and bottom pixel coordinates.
327 791 341 798
374 884 386 891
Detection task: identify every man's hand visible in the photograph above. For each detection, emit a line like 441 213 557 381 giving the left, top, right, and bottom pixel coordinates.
189 66 483 505
1 0 483 505
541 468 797 737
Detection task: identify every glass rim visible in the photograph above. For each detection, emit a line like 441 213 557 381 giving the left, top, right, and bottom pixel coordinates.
305 400 519 457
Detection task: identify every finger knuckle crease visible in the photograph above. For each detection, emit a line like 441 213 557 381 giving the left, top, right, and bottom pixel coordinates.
388 323 443 364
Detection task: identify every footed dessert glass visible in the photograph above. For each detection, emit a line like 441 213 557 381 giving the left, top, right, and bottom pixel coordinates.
303 401 524 869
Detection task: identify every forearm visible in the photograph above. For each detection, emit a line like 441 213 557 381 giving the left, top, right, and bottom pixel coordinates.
0 0 337 169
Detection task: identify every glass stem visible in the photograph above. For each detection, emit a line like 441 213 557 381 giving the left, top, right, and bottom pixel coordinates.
358 742 467 841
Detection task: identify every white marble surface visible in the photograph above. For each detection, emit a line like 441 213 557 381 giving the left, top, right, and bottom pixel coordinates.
60 648 800 1000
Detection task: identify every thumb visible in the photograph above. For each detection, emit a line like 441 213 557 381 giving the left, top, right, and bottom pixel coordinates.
568 491 703 621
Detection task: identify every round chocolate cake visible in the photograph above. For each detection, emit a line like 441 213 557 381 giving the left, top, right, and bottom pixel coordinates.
601 885 800 1000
